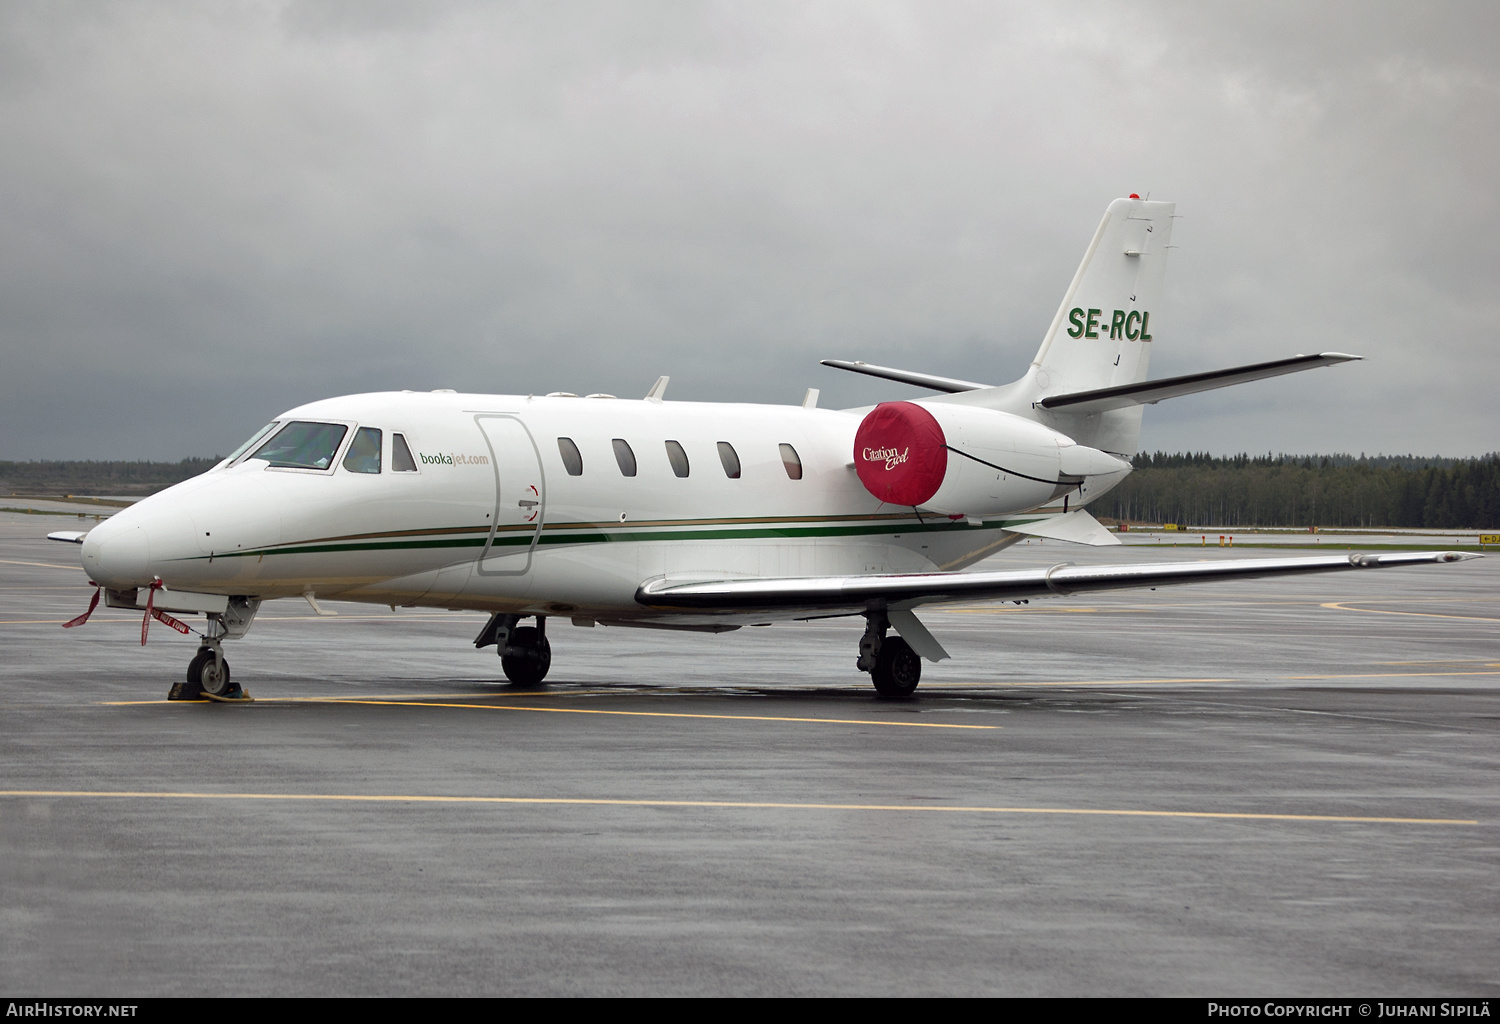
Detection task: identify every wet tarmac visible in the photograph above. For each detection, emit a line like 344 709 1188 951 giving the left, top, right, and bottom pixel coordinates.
1 509 1496 995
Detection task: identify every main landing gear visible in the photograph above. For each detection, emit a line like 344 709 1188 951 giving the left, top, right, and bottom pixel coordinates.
857 611 921 698
475 613 552 686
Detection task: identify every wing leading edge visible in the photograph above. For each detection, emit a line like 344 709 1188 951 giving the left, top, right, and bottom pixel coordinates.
637 550 1477 617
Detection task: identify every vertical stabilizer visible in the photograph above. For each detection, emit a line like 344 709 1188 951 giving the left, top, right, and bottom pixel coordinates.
1032 198 1174 395
927 196 1174 454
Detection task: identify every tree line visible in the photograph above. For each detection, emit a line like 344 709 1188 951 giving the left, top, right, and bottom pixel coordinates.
0 458 220 496
1100 452 1500 529
4 451 1498 528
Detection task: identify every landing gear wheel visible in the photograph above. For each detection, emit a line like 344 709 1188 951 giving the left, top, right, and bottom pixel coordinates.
170 649 211 700
186 649 211 685
871 636 921 698
500 626 551 686
197 652 234 698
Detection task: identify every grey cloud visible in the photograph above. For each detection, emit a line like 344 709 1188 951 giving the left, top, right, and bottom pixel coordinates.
0 1 1494 459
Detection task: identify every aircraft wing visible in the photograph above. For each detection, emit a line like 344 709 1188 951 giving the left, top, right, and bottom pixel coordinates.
636 550 1476 618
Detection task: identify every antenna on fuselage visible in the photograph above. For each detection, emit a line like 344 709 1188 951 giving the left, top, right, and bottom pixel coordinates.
645 376 670 402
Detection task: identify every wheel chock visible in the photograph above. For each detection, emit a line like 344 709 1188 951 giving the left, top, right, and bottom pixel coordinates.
200 684 254 703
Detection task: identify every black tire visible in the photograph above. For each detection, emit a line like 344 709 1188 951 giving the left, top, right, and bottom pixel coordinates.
197 653 234 697
871 636 921 698
173 651 209 700
186 649 212 686
500 626 551 686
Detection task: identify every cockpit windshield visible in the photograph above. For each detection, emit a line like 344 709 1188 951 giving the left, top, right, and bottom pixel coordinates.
249 421 349 470
225 422 279 465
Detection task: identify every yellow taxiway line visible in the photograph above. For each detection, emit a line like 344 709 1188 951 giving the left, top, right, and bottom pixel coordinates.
279 696 996 729
97 663 1500 709
2 614 470 625
923 677 1237 687
1320 601 1500 622
0 789 1475 825
342 698 996 728
103 694 997 728
1282 671 1500 680
103 689 625 705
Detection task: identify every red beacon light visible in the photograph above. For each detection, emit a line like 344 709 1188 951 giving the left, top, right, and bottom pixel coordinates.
1129 193 1140 199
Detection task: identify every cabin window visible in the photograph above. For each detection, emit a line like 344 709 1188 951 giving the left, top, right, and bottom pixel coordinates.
391 433 418 472
250 421 349 471
717 441 741 479
227 422 279 465
612 438 637 477
779 443 803 480
664 440 690 478
557 437 584 476
342 427 382 474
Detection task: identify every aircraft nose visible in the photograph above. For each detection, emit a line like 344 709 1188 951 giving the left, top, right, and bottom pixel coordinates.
81 520 153 589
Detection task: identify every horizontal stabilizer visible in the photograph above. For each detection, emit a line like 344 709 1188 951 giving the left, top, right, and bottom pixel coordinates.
821 359 990 394
1005 510 1120 546
1039 353 1361 414
638 551 1476 617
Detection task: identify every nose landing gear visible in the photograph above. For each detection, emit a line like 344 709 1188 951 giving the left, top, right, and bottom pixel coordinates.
171 640 249 701
168 607 255 702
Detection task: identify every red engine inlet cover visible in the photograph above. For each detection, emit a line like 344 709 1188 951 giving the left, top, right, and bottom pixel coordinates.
854 402 948 506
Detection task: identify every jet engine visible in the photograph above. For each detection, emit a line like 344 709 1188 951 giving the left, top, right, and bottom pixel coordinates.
852 401 1130 516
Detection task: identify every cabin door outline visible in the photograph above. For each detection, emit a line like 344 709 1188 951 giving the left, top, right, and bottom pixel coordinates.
474 414 546 577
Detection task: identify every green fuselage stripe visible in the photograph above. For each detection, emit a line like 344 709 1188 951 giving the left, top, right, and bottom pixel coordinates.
193 515 1039 562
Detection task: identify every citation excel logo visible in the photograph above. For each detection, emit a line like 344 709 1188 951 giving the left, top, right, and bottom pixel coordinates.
853 401 946 506
862 445 910 471
1067 307 1153 341
419 452 490 466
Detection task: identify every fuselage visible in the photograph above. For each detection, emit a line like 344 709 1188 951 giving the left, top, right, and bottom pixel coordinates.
80 390 1126 623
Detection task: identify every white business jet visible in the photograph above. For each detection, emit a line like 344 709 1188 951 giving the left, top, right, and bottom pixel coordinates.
51 197 1475 700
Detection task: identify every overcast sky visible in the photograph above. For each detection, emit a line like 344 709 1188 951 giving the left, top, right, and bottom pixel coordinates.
1 1 1495 460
